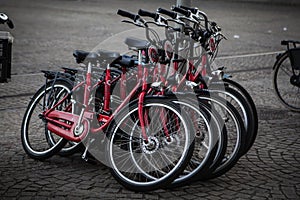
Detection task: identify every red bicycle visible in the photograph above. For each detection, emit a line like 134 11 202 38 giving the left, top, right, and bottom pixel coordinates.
21 37 195 191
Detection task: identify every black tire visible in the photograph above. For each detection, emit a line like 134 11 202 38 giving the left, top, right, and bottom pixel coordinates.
45 80 84 157
169 95 226 187
45 80 85 157
21 79 70 160
273 52 300 111
54 69 122 156
210 80 258 156
222 79 258 155
197 92 246 180
57 141 84 156
105 97 195 192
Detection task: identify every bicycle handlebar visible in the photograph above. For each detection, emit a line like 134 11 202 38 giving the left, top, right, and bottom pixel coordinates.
171 6 190 17
179 5 198 14
156 8 197 36
157 8 177 19
281 40 300 45
117 9 147 28
157 6 220 43
118 9 168 45
157 8 197 33
138 9 158 21
139 9 169 27
195 10 209 30
177 6 209 31
117 9 137 21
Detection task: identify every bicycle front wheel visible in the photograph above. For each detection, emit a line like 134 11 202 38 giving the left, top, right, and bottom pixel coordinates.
105 98 194 191
197 93 246 180
273 52 300 111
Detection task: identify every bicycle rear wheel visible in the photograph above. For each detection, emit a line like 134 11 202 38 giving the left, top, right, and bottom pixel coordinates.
105 98 194 191
21 80 70 160
273 52 300 111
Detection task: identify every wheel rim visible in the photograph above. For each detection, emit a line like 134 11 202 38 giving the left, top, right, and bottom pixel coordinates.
274 53 300 111
109 103 191 186
22 84 70 155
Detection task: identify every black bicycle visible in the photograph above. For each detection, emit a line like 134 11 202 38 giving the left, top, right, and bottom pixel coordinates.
273 40 300 112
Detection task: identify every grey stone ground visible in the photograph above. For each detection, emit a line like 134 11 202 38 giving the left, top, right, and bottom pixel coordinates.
0 0 299 199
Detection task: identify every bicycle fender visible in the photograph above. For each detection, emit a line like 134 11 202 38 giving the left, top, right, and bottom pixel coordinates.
273 51 287 70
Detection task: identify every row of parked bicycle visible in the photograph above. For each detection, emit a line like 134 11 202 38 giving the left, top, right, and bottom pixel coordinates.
21 5 259 191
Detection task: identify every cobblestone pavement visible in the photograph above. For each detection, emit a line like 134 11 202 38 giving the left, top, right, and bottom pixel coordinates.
1 0 300 199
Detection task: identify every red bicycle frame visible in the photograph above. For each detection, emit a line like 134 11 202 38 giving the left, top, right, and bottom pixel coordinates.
43 50 151 143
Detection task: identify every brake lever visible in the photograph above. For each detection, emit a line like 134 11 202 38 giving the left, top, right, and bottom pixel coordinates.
166 18 186 28
214 31 227 40
121 20 144 28
156 15 168 26
145 21 167 28
220 33 227 40
178 16 199 25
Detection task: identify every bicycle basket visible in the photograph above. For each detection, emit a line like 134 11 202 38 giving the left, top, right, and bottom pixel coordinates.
289 48 300 70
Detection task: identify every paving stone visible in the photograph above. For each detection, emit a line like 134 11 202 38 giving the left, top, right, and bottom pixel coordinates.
143 194 160 200
281 186 298 199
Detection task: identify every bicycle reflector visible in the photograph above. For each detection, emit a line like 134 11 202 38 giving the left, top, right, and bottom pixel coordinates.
164 40 173 60
148 45 159 63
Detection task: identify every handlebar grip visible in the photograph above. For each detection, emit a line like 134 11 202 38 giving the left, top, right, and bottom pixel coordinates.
179 5 198 14
171 6 190 17
138 9 158 21
117 9 137 21
157 8 177 19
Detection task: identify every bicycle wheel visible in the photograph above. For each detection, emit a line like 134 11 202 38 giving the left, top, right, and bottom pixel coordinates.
209 81 258 156
222 78 258 155
45 81 84 156
197 92 246 180
169 96 225 187
21 79 70 160
105 98 194 191
273 52 300 111
54 69 122 156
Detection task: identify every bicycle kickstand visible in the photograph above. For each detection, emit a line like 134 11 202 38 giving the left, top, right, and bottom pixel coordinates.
81 137 95 162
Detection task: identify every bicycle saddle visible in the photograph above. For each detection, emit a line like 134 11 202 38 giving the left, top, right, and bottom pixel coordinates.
125 37 150 50
112 55 136 68
96 50 121 61
73 50 99 64
73 49 122 65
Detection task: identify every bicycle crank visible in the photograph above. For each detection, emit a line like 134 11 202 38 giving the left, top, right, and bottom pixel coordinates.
46 110 90 142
